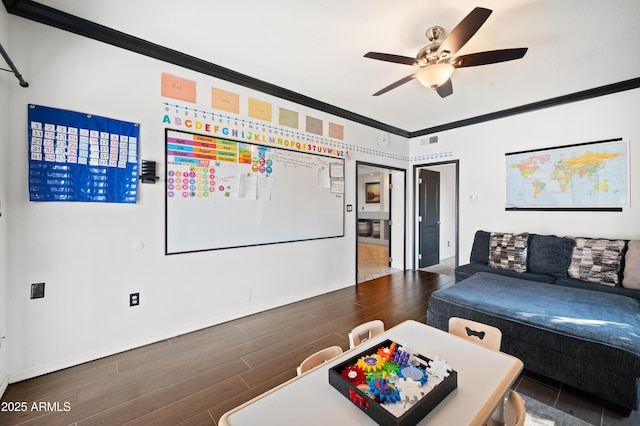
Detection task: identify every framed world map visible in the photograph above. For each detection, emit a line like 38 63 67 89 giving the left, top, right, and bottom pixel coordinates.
505 138 628 210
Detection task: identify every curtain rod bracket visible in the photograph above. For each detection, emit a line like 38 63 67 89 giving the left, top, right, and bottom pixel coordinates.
0 42 29 88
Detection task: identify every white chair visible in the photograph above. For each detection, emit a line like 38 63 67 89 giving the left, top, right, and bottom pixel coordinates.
448 317 525 426
448 317 502 351
488 389 526 426
348 320 385 348
504 390 526 426
296 346 343 376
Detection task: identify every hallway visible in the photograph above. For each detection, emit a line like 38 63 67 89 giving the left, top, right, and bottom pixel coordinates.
357 242 401 283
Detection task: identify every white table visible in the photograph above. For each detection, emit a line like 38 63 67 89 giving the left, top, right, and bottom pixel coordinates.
219 320 523 426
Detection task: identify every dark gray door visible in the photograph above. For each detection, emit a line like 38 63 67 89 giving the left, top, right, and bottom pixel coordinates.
419 169 440 268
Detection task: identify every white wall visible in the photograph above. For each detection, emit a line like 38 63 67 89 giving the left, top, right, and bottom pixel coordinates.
5 17 410 381
0 5 10 397
410 88 640 262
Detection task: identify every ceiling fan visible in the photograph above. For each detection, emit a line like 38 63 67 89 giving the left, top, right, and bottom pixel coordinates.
364 7 528 98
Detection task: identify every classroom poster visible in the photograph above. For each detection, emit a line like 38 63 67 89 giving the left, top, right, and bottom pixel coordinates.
28 104 139 203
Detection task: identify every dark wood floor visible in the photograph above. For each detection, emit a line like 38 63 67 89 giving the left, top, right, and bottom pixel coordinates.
0 270 637 425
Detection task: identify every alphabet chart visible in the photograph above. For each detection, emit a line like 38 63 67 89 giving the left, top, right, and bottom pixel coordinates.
28 105 139 203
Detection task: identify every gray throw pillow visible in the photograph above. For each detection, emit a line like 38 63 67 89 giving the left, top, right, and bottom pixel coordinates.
470 230 491 264
527 234 576 278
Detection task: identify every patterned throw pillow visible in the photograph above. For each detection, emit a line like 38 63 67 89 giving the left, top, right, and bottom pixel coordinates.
489 232 529 273
567 238 626 286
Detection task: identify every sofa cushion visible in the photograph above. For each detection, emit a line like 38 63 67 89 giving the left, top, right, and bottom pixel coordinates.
470 230 491 264
623 240 640 289
489 232 529 273
567 237 626 286
527 234 576 278
455 262 555 283
553 276 640 303
428 272 640 367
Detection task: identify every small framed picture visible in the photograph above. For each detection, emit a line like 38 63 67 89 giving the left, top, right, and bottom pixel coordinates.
365 182 380 203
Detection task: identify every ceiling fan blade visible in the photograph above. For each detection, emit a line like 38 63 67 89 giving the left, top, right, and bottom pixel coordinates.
436 79 453 98
438 7 492 55
453 48 528 68
372 73 416 96
364 52 417 66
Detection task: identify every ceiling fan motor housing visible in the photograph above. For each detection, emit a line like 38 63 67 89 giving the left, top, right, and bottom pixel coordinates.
416 43 441 66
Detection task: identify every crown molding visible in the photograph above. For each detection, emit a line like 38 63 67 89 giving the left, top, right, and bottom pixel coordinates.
409 77 640 137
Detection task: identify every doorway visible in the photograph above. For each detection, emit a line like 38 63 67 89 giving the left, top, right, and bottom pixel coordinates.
356 162 406 283
414 161 459 275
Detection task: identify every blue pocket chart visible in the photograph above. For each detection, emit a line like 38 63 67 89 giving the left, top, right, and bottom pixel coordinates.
28 104 139 203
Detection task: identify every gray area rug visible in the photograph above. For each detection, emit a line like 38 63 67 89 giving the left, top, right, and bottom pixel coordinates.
521 394 594 426
420 256 456 276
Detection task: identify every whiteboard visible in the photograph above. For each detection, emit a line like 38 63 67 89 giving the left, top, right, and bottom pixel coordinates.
165 129 344 254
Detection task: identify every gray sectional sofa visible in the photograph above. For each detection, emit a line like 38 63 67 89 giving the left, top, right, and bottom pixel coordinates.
426 230 640 415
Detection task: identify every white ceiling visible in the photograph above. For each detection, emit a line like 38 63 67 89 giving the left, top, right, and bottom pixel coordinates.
29 0 640 134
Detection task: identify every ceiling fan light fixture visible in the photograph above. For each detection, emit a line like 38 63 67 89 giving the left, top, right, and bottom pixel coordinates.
416 63 455 88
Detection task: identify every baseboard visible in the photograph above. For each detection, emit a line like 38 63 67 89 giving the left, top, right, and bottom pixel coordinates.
0 374 8 399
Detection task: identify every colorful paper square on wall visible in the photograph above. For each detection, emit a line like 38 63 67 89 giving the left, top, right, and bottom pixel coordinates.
329 122 344 140
161 73 197 103
306 116 323 135
248 98 272 122
211 87 240 114
279 108 299 129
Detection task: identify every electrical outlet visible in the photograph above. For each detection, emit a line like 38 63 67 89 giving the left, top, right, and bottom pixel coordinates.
129 293 139 307
31 282 45 299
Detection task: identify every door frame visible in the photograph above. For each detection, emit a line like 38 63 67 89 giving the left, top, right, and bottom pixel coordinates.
355 161 406 283
412 160 459 270
418 169 441 268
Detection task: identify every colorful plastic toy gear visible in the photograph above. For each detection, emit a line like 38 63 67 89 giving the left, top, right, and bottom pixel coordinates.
382 360 400 375
398 365 428 385
377 343 396 361
390 348 411 366
396 378 425 405
357 354 385 372
356 383 376 399
426 356 452 379
341 365 366 385
365 370 387 382
349 389 370 408
369 378 401 403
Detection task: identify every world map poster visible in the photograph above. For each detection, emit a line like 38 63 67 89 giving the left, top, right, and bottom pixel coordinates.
505 139 628 209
